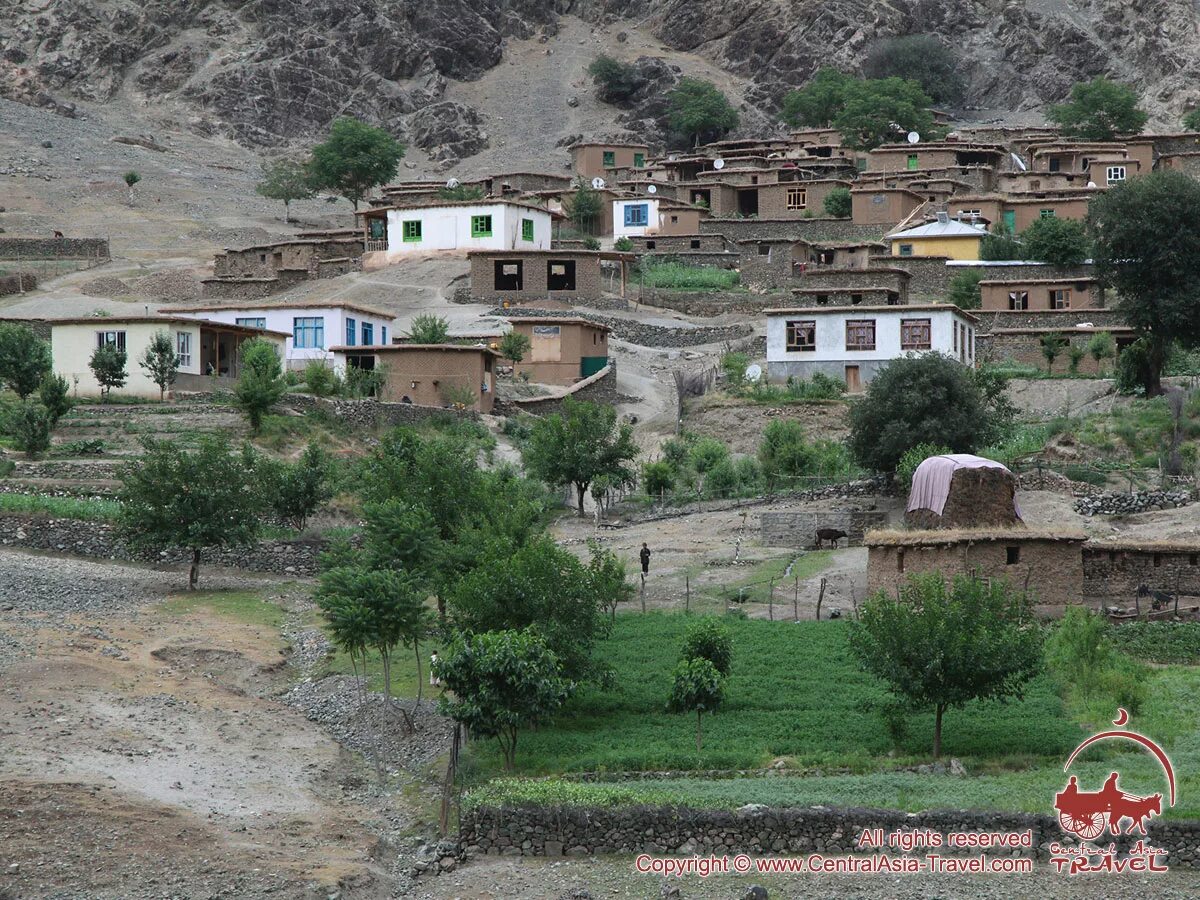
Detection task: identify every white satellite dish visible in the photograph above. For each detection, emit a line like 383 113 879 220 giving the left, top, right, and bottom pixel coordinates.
591 176 606 189
713 158 726 170
1075 322 1095 329
907 131 920 144
1087 181 1097 188
445 177 460 188
1010 152 1028 172
744 363 762 382
646 184 657 194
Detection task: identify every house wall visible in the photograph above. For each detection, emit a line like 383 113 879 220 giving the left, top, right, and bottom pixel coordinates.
509 321 609 384
383 205 552 256
894 259 1097 302
700 218 888 244
852 190 925 226
1004 197 1092 232
613 198 659 238
468 253 605 303
788 287 902 307
571 145 648 179
980 280 1101 311
172 307 393 367
754 180 850 219
977 330 1131 375
628 234 731 254
793 268 911 294
1082 547 1200 600
891 236 982 261
340 349 494 412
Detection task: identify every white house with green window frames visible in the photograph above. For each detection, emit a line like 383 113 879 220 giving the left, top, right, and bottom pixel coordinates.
358 200 553 266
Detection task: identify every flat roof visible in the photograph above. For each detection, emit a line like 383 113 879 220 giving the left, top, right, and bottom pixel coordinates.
330 343 500 356
986 326 1134 334
49 315 290 337
767 303 978 322
871 142 1006 153
507 316 611 332
467 249 635 261
978 277 1098 286
356 199 560 217
569 141 650 149
1085 538 1200 552
866 526 1087 546
162 300 396 319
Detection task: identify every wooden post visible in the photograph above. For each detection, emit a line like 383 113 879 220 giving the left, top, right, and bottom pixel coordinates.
640 576 646 613
1175 571 1181 617
793 574 799 622
816 577 826 621
768 577 774 621
685 575 690 614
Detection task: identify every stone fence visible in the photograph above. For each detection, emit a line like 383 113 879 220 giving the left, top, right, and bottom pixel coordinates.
701 218 886 244
760 508 888 548
504 362 618 416
0 237 110 260
174 391 480 428
487 306 753 348
1073 489 1192 517
1083 544 1200 600
0 273 37 296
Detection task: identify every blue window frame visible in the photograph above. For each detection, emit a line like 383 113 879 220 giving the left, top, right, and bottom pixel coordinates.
624 204 649 227
381 326 388 345
345 317 356 346
293 316 324 349
362 322 374 345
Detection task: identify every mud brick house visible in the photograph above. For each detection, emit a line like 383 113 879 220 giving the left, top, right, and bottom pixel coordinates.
526 186 622 237
505 316 610 384
765 303 976 391
330 343 498 412
570 142 650 179
947 191 1095 233
468 249 633 303
1025 141 1152 179
358 200 555 266
203 235 364 300
1082 541 1200 603
476 172 574 196
889 214 986 260
630 233 732 255
791 267 911 305
851 187 927 226
866 142 1005 174
979 277 1103 311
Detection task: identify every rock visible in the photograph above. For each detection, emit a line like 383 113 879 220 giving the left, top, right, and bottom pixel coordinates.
111 134 168 152
438 856 456 872
949 758 968 777
40 140 52 148
567 96 579 107
827 607 842 619
741 887 769 900
616 31 628 43
660 882 681 897
406 101 489 162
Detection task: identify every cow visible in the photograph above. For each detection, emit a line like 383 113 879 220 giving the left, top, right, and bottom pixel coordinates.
1137 583 1172 611
815 528 848 549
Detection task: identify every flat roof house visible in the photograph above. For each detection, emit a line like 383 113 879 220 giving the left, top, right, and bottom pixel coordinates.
765 303 977 392
613 197 705 237
851 187 927 226
571 142 651 179
506 316 611 385
468 250 634 303
889 214 986 261
979 277 1102 311
49 316 288 398
162 301 395 370
330 344 498 413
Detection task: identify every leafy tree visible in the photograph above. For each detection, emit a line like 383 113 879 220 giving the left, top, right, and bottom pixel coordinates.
1045 606 1113 702
263 442 332 530
138 330 179 401
680 617 733 676
848 353 1013 472
980 221 1022 261
946 269 983 310
123 170 141 204
407 314 450 344
688 437 729 474
0 323 52 398
522 397 638 516
1088 170 1200 395
88 343 127 402
587 55 644 104
1020 216 1089 268
117 435 261 588
587 541 634 622
895 442 952 493
1039 333 1067 374
437 184 485 201
233 338 285 433
848 573 1043 758
255 158 314 223
566 180 604 233
863 34 963 105
499 330 531 367
437 628 572 771
37 373 73 425
1184 109 1200 132
306 116 405 210
668 78 739 147
667 657 725 751
642 460 674 497
823 186 852 218
1048 77 1148 141
1087 331 1116 373
833 77 936 151
6 401 51 458
781 68 853 127
1068 343 1086 375
1113 336 1155 395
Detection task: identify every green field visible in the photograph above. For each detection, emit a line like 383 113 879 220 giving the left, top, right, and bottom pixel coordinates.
0 493 121 521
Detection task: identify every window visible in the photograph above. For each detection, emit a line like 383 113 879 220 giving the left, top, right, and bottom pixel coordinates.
785 320 816 352
1107 165 1126 182
633 152 645 167
1040 209 1056 218
1190 554 1198 566
470 215 494 238
236 316 266 329
547 259 577 291
690 239 701 249
602 150 615 167
345 317 356 346
521 218 535 242
897 549 905 573
1153 553 1163 568
402 220 422 242
906 153 918 170
898 243 914 257
645 240 656 250
1008 291 1029 311
259 253 266 263
953 322 958 352
851 293 863 305
362 322 374 345
757 243 770 256
1006 546 1020 565
751 175 759 185
495 260 524 291
176 331 192 367
845 319 875 351
381 326 388 345
1048 157 1061 172
95 330 126 351
816 293 829 305
623 204 649 227
293 316 324 349
958 208 981 220
1051 289 1071 309
670 215 678 224
900 318 931 350
786 187 807 210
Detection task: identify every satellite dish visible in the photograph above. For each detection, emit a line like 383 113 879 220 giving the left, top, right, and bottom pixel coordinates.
744 364 762 382
907 131 920 144
713 158 726 170
591 176 606 189
1075 322 1095 329
446 177 460 188
1087 181 1097 188
646 184 658 194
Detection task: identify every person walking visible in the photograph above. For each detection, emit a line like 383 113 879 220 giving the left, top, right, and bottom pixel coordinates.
639 543 651 580
430 650 441 687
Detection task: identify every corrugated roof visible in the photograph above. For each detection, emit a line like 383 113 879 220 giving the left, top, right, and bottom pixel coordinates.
888 219 988 240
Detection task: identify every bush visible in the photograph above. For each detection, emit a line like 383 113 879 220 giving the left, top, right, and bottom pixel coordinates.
1114 338 1154 396
303 360 341 398
980 222 1022 261
895 442 951 493
582 236 601 251
823 187 852 218
947 270 983 310
1020 216 1090 268
407 314 450 344
640 261 739 291
862 34 963 105
688 437 729 474
6 401 51 457
1184 109 1200 132
680 617 733 676
613 236 634 252
642 460 675 497
720 352 751 389
261 442 332 530
702 456 739 498
587 55 644 104
344 364 385 398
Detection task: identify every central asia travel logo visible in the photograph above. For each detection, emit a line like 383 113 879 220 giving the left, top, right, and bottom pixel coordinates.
1050 708 1175 875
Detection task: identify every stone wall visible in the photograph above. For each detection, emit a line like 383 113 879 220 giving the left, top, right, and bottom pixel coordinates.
199 269 307 300
642 251 739 269
978 331 1120 374
639 291 787 317
897 259 1097 301
628 234 731 253
761 508 888 547
0 273 37 295
0 237 110 260
1074 489 1192 517
1083 545 1200 600
505 362 618 416
700 218 887 244
486 306 752 348
793 267 909 293
175 391 480 428
971 310 1126 333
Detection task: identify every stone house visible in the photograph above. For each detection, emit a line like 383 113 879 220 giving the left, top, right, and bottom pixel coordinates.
358 200 555 266
506 316 611 384
467 249 632 303
979 277 1103 311
791 267 911 304
866 142 1005 173
889 214 986 260
203 236 364 300
331 343 498 412
947 192 1095 234
1025 141 1152 180
1082 541 1200 602
570 142 650 179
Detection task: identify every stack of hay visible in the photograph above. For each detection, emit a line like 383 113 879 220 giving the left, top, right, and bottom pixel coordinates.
904 454 1021 530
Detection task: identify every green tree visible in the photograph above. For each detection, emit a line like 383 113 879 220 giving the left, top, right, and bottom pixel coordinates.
668 78 739 147
117 436 261 588
6 401 51 458
0 323 52 399
758 419 844 487
1039 333 1067 374
306 116 405 210
437 628 572 771
587 55 643 104
255 158 314 223
680 617 733 676
895 442 952 493
138 330 179 401
833 77 936 151
667 656 725 751
233 338 285 433
980 221 1022 261
1020 216 1089 268
437 184 485 201
781 68 853 127
823 186 852 218
123 170 141 205
848 354 1013 472
88 343 127 402
1088 170 1200 395
522 397 638 516
1183 109 1200 132
302 360 341 397
262 442 332 530
1113 337 1155 395
1087 331 1116 374
499 331 531 368
642 460 674 497
587 541 634 622
566 180 604 233
1045 605 1112 701
37 373 73 425
863 34 963 105
1048 77 1148 141
1068 343 1086 375
946 269 983 310
848 573 1043 758
407 314 450 344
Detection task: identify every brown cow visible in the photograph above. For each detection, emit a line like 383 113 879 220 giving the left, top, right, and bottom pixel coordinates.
815 528 847 549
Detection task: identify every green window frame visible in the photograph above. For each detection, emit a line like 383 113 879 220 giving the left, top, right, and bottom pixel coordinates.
471 215 493 238
633 152 645 168
602 150 615 167
521 218 535 242
402 220 422 242
1040 209 1056 218
906 153 919 170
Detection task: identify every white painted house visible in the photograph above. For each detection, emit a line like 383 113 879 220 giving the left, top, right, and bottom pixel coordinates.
612 197 661 238
162 301 395 370
765 304 978 392
358 200 554 268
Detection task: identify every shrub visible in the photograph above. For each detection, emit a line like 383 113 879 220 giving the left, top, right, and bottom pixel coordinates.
660 434 696 471
688 437 729 474
344 364 385 398
862 34 963 105
1020 216 1089 268
1184 109 1200 132
613 236 633 252
720 351 751 389
642 460 675 497
261 442 332 530
733 456 762 491
823 187 852 218
407 314 450 344
702 456 739 498
587 55 644 104
894 442 951 493
233 338 286 433
947 270 983 310
303 361 341 397
680 617 733 676
980 222 1022 261
7 401 51 457
582 236 601 251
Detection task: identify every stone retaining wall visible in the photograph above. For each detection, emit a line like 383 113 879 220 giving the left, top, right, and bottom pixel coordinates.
638 292 786 317
505 363 618 416
0 273 37 295
1074 489 1192 517
971 310 1126 332
0 237 110 260
897 259 1096 300
486 307 752 348
174 392 480 428
701 218 887 244
760 508 888 547
1083 545 1200 600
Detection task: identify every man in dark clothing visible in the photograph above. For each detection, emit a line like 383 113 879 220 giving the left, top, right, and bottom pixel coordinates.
640 543 651 577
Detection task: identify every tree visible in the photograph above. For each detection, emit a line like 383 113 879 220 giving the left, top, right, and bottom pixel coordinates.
437 184 485 201
0 323 52 399
1184 109 1200 132
565 180 603 234
306 117 404 210
498 330 532 368
757 419 845 487
781 68 853 127
1047 77 1148 141
6 401 51 458
668 78 739 147
407 314 450 344
123 170 141 205
1088 170 1200 395
862 35 963 105
848 573 1042 758
980 221 1022 261
1039 333 1067 374
946 270 983 310
848 353 1013 472
895 442 952 493
667 657 725 751
522 397 638 515
587 542 634 622
138 330 179 401
89 343 127 402
1087 331 1116 374
833 77 936 151
823 186 852 218
587 55 643 104
437 628 572 770
1067 343 1086 375
255 158 314 223
37 373 73 425
263 442 332 530
233 338 285 433
117 436 261 589
680 617 733 676
1020 217 1089 268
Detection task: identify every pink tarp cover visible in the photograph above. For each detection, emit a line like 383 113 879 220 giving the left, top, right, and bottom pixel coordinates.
906 454 1022 518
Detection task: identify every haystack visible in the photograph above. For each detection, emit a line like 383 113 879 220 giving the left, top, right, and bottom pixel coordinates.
904 454 1022 529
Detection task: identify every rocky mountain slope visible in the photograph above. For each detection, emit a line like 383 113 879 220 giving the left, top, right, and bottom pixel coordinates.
2 0 1198 160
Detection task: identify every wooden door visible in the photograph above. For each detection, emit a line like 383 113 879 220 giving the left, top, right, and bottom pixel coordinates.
845 365 861 393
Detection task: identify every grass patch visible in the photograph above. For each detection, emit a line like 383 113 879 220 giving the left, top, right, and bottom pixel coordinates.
160 590 286 629
704 552 830 606
0 493 121 521
638 261 741 291
1110 621 1200 665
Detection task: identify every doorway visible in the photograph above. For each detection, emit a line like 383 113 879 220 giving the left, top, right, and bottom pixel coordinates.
844 365 862 393
738 189 759 217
